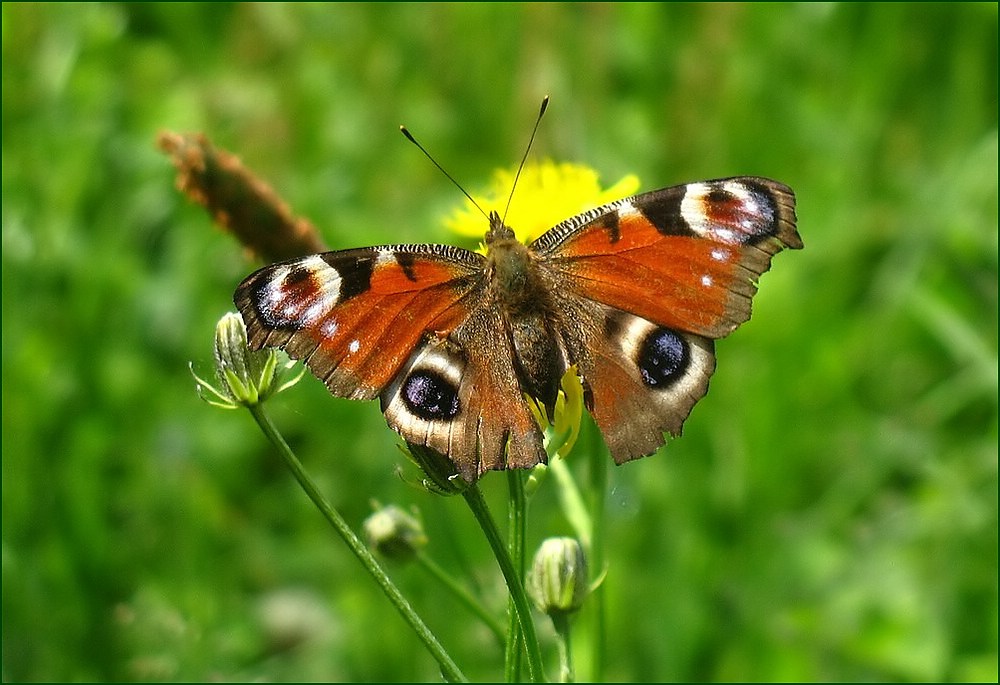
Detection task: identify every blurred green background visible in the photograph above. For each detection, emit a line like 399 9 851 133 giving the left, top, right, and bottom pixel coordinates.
3 3 996 682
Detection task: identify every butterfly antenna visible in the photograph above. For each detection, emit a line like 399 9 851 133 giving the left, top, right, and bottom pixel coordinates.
400 125 488 221
502 95 549 224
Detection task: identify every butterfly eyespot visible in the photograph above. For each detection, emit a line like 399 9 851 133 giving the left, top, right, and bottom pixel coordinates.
637 328 689 388
402 370 461 421
680 179 781 245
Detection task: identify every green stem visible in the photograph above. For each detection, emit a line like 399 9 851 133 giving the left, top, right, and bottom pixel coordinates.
585 422 607 682
462 482 546 683
415 550 506 644
548 457 591 549
247 404 467 683
504 471 527 682
551 613 574 683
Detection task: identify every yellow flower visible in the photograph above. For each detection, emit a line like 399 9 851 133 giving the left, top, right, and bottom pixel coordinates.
444 161 640 244
526 365 584 461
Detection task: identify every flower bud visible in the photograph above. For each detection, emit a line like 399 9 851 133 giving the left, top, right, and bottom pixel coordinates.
215 312 267 401
192 312 302 409
363 505 427 562
527 537 589 617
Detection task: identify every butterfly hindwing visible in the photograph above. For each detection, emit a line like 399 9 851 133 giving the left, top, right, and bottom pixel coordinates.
562 304 718 464
380 305 547 480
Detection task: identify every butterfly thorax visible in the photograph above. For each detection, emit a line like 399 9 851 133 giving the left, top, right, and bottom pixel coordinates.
484 213 566 418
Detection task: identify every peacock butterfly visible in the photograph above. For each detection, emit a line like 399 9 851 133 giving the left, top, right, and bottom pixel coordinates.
234 166 801 482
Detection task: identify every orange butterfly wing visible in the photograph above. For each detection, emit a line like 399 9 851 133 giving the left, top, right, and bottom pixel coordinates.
534 177 801 462
236 246 480 399
536 177 800 339
235 245 547 480
234 177 801 479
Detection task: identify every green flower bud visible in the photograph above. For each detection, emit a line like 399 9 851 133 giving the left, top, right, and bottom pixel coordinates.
192 312 302 409
215 312 269 402
527 537 589 617
363 505 427 562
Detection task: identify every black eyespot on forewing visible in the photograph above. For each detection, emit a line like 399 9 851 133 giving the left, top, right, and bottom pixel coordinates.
284 264 314 286
638 328 689 388
402 370 461 421
740 180 780 241
705 186 734 205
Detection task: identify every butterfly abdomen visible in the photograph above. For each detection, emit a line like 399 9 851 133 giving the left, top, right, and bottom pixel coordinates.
487 234 567 417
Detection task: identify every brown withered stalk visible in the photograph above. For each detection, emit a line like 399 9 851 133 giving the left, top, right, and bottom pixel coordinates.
158 131 328 263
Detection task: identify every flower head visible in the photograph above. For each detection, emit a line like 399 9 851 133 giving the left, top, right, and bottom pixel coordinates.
445 161 640 245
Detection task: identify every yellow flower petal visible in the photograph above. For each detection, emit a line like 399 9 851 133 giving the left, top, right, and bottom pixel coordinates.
445 161 640 244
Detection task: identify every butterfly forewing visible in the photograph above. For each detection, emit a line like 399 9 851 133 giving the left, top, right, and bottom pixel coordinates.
235 245 484 399
534 177 800 339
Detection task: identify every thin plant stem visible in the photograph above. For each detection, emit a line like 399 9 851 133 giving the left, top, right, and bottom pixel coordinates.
504 470 527 682
247 404 467 683
548 457 591 548
551 613 575 683
415 550 506 644
585 421 607 681
462 482 546 683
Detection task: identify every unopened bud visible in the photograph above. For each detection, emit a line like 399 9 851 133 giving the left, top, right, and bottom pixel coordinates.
363 505 427 562
527 537 588 617
192 312 301 409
